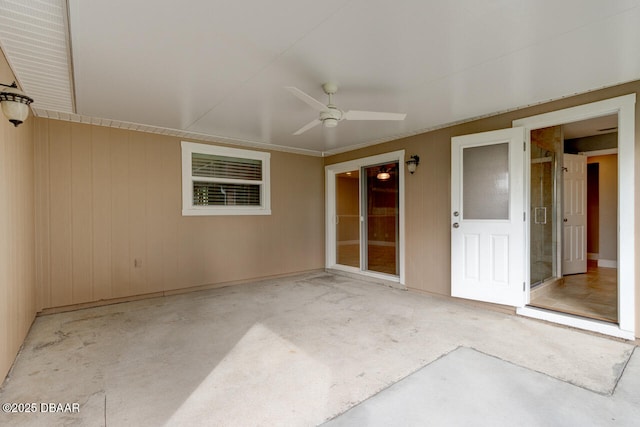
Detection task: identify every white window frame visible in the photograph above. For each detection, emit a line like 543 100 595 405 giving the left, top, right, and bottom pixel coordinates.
181 141 271 216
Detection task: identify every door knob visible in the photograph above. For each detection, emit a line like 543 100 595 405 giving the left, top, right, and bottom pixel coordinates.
453 223 459 228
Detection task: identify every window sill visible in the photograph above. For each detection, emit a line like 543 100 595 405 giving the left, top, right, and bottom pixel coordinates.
182 208 272 216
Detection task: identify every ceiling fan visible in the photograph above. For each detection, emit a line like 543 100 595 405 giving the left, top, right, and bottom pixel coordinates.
285 83 406 135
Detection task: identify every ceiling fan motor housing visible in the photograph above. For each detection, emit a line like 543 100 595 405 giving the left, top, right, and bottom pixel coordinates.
320 106 342 127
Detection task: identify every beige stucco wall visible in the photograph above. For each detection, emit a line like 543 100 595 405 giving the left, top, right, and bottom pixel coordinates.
587 155 618 263
33 119 325 310
0 51 36 380
325 80 640 337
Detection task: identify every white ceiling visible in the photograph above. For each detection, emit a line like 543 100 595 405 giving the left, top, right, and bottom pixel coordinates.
1 0 639 155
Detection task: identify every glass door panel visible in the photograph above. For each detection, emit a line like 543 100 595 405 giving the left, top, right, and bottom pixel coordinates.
462 143 509 220
529 126 561 287
336 170 360 268
364 163 399 275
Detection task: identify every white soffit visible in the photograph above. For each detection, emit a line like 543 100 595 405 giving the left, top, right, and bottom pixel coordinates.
0 0 74 113
2 1 640 156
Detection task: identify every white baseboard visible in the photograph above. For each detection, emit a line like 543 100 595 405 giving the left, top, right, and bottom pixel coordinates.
598 259 617 268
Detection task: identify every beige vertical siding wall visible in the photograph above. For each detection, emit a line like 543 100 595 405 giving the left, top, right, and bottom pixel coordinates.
325 80 640 337
0 51 36 381
33 120 325 310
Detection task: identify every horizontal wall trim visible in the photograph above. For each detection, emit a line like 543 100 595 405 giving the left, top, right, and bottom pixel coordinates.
33 108 324 157
37 268 324 316
582 148 618 157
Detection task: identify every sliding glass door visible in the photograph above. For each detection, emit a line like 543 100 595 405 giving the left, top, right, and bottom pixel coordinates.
336 170 360 268
327 152 404 282
363 163 399 275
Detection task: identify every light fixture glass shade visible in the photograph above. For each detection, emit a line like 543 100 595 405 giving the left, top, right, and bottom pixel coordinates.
0 85 33 127
406 160 417 174
323 118 338 128
405 155 420 174
377 171 391 181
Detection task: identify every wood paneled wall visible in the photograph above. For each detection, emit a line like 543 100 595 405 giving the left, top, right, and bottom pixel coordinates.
0 51 36 381
33 120 324 310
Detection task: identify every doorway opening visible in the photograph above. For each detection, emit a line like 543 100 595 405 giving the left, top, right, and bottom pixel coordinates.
528 115 618 323
326 150 406 284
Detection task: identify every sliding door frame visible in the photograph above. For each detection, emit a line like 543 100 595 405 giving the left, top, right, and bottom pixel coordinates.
325 150 406 285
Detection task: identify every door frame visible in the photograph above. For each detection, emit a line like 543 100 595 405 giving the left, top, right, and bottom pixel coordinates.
325 150 406 284
514 94 635 339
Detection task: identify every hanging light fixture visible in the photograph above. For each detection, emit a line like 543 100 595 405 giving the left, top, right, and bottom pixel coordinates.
376 166 391 181
0 82 34 127
405 155 420 174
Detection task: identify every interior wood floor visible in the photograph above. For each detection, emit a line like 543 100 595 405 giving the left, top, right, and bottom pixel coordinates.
529 261 617 323
337 243 397 275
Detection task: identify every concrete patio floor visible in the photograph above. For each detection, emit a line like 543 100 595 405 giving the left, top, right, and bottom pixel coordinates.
325 347 640 426
0 272 636 426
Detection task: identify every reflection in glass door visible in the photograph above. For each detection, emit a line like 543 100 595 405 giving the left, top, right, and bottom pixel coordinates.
530 126 560 287
336 170 360 268
364 163 399 275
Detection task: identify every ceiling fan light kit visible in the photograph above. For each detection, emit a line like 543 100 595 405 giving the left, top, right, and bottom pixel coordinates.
286 83 406 135
323 117 339 128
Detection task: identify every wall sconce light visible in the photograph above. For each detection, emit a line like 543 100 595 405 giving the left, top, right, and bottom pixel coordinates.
376 166 391 181
406 155 420 174
0 82 34 127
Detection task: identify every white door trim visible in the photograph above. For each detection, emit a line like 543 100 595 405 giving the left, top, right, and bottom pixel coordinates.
325 150 406 285
513 93 636 338
517 306 635 340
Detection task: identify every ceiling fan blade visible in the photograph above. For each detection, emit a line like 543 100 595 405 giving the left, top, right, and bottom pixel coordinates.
285 87 327 112
344 110 407 121
293 119 321 135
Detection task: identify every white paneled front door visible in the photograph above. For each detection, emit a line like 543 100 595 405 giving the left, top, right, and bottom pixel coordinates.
562 153 587 275
451 128 525 306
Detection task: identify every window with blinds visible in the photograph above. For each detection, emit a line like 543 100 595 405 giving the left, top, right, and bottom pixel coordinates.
182 142 271 215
